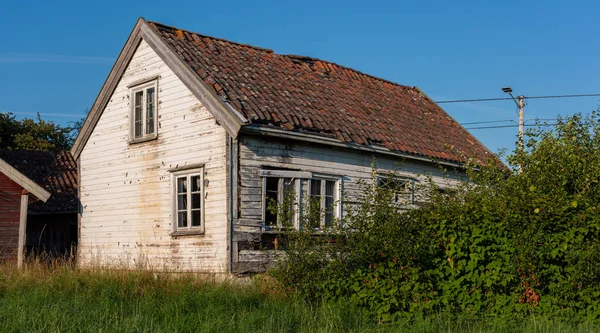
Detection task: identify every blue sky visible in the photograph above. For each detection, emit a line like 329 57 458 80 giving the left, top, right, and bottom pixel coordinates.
1 0 599 155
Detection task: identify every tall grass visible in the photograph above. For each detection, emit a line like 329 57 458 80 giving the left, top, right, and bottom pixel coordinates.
0 260 597 332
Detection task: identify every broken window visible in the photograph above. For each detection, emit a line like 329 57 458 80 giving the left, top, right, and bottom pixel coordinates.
261 170 341 231
172 168 204 234
377 175 415 205
130 80 158 142
264 177 296 229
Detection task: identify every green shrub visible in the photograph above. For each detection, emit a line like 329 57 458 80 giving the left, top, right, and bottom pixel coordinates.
272 111 600 323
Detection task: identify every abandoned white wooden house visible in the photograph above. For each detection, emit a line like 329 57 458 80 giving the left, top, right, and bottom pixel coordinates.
71 18 493 273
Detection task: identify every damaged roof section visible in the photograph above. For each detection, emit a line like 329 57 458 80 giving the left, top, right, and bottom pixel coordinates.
0 150 78 213
148 21 493 164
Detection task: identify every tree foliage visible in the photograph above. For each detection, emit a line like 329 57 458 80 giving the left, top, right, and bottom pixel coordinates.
271 111 600 323
0 112 78 152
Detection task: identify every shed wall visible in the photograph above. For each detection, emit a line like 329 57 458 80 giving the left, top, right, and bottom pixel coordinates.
0 172 22 262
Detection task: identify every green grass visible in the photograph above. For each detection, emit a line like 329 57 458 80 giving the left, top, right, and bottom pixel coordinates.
0 263 597 332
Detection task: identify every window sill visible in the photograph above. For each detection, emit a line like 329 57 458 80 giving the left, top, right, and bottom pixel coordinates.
170 229 205 237
129 135 158 145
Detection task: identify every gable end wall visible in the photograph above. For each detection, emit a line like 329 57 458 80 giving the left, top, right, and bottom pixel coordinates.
78 39 229 272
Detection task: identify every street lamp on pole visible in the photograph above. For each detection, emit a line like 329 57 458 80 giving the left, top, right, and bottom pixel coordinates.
502 86 525 142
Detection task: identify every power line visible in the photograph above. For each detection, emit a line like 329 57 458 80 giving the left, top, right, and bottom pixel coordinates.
459 118 557 126
526 93 600 100
435 93 600 104
459 119 514 125
436 97 513 104
464 123 557 130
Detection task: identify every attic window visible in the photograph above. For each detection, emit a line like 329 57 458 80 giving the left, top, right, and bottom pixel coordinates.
130 79 158 143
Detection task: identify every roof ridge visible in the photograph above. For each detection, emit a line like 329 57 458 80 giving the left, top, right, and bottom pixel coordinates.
149 20 413 91
148 21 274 54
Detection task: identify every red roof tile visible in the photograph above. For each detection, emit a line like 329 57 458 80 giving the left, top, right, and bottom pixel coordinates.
149 22 493 164
0 150 77 213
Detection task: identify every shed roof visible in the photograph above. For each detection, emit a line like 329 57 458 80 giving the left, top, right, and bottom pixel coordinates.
0 150 77 213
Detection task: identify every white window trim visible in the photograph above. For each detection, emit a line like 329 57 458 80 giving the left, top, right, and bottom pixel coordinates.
170 167 205 236
260 170 343 231
129 79 158 143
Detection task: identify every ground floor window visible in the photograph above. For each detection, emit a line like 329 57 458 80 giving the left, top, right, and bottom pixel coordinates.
308 179 336 229
171 167 204 234
260 170 341 230
376 175 415 205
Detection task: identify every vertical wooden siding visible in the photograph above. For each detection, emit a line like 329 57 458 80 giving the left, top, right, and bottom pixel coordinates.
78 40 228 272
0 172 22 262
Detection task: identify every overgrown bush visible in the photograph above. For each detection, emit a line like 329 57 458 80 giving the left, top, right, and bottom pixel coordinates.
271 111 600 323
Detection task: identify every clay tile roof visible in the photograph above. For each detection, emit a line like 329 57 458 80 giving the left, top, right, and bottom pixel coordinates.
149 21 493 164
0 150 77 213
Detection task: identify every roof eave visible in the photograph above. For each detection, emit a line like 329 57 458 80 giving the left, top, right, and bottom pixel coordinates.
240 124 469 169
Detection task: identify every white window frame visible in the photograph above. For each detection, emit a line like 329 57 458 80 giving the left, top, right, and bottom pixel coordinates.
262 176 300 230
129 79 158 143
171 167 205 235
307 175 342 230
376 174 416 205
260 170 342 231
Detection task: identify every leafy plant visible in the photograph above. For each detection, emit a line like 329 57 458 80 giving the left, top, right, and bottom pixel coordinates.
271 111 600 323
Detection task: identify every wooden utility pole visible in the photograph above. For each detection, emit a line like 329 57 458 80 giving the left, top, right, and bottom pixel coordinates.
518 95 525 142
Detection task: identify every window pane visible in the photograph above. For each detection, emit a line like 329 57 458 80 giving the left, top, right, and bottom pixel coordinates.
266 177 278 192
308 180 322 227
178 194 187 210
191 210 201 227
177 177 187 194
135 121 142 138
178 212 187 228
281 178 294 225
310 179 321 196
265 178 278 227
325 180 335 196
146 87 155 135
134 91 143 138
283 178 294 199
191 176 201 192
378 177 411 203
325 196 334 227
192 193 201 209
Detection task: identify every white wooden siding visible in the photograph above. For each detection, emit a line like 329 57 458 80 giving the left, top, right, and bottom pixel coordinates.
79 40 229 272
238 135 464 221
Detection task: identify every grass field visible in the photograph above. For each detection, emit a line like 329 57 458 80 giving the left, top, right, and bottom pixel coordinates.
0 263 598 332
